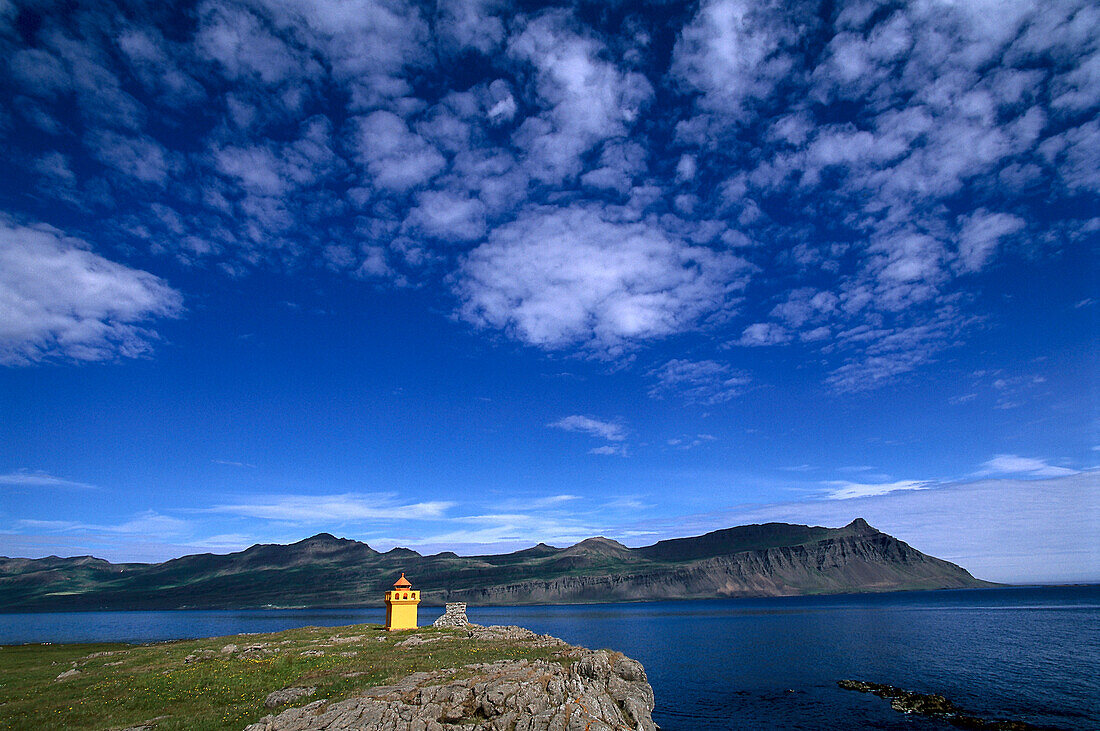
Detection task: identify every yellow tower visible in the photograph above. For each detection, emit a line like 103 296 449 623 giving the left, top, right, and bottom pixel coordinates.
384 573 420 631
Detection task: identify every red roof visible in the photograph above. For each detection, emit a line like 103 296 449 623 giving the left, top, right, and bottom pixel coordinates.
392 572 412 588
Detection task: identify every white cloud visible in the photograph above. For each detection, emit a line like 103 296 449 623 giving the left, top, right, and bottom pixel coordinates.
195 1 314 85
377 510 602 552
548 415 626 442
976 454 1078 478
16 510 190 537
455 205 749 356
0 219 183 365
435 0 505 55
86 131 175 185
0 0 1096 392
649 359 750 404
208 493 454 523
507 10 654 184
670 0 802 121
211 459 256 468
770 288 837 328
676 154 697 181
667 434 717 450
824 479 930 500
403 190 487 243
116 26 206 108
213 144 290 196
674 0 1098 388
956 209 1026 272
0 470 96 489
349 111 445 192
485 79 517 124
260 0 431 111
737 322 790 346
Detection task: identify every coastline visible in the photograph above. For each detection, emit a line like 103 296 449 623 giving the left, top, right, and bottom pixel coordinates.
2 588 1095 730
0 621 656 731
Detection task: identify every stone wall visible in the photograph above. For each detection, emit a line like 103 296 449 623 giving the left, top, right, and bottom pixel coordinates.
432 602 469 627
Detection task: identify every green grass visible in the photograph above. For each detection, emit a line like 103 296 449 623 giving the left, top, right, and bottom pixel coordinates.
0 624 563 730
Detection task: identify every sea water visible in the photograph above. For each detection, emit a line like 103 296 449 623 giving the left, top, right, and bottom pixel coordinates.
2 586 1097 730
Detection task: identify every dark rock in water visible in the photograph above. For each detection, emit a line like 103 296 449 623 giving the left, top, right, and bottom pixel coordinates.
838 680 1065 730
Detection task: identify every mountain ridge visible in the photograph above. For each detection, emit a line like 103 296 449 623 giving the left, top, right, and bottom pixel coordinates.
0 519 995 611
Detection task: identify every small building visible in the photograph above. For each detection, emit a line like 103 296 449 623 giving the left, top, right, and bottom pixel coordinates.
384 573 420 631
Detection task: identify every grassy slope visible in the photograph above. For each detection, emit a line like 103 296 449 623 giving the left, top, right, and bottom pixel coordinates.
0 624 562 731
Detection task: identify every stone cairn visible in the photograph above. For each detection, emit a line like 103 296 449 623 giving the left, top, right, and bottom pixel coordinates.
431 602 469 627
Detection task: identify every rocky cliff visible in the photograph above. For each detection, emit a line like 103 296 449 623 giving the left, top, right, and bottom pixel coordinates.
244 625 657 731
441 525 986 605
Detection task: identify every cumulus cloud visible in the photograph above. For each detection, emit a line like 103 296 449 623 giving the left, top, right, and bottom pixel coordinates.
957 210 1027 272
87 131 175 186
508 10 654 184
738 322 790 346
0 0 1095 389
0 219 182 365
694 0 1098 386
403 190 487 243
670 0 804 121
349 111 446 192
455 206 749 355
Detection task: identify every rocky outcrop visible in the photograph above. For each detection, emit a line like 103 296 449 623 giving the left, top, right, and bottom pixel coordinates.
265 687 317 708
432 603 469 627
838 680 1062 730
244 627 656 731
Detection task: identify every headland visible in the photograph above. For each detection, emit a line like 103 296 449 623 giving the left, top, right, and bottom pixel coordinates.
0 621 655 731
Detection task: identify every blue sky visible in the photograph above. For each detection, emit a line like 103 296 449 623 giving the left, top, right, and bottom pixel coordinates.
0 0 1096 583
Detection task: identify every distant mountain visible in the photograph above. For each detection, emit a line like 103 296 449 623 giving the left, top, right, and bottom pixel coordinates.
0 519 994 611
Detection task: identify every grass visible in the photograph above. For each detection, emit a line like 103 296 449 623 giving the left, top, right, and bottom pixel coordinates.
0 624 564 731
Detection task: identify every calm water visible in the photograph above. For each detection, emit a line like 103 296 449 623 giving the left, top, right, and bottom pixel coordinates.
3 586 1097 730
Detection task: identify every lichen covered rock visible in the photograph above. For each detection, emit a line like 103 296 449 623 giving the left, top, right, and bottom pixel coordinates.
244 633 656 731
265 687 317 708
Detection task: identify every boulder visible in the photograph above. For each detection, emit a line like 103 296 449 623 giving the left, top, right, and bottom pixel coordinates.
54 667 81 681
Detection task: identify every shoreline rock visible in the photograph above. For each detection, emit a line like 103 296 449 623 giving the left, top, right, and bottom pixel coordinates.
838 679 1065 730
245 625 656 731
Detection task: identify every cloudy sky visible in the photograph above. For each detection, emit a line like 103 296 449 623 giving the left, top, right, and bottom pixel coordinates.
0 0 1096 583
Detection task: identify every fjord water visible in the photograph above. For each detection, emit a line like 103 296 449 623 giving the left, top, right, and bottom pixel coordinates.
3 587 1097 730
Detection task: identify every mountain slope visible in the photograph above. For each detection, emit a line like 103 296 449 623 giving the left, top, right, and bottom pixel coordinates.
0 519 994 611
